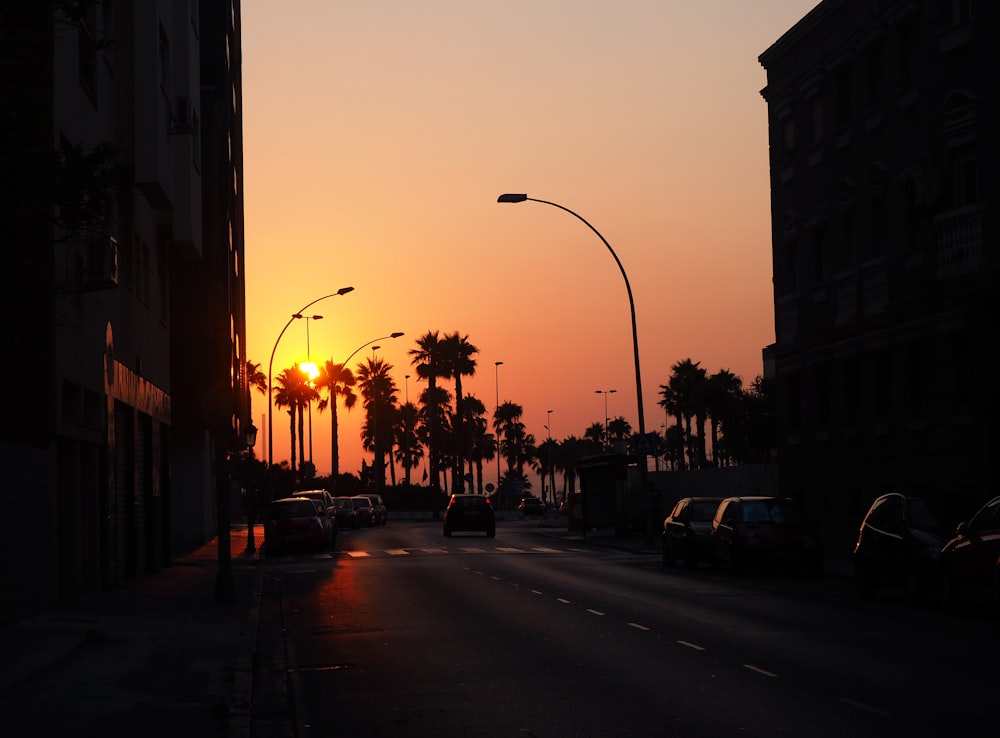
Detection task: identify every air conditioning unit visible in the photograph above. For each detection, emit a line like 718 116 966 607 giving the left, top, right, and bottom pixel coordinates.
172 96 194 134
84 235 119 290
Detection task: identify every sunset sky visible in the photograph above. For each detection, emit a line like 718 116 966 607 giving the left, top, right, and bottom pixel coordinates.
240 0 819 488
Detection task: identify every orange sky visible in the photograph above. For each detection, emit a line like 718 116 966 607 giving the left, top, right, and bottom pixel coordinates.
240 0 819 488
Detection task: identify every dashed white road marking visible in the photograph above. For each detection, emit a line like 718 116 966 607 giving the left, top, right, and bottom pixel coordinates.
344 551 369 558
386 549 409 556
677 640 705 651
530 589 543 596
628 622 650 631
586 609 605 616
531 547 562 553
556 598 572 604
743 664 778 678
496 547 523 553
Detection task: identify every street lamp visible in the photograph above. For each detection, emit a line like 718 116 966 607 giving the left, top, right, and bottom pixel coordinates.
545 409 553 504
243 420 259 552
595 389 617 449
267 287 354 500
499 193 650 540
340 332 404 366
296 313 323 472
494 361 503 494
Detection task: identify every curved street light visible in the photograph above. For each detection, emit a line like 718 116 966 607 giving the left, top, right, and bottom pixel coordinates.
267 287 354 502
498 193 650 540
340 332 405 367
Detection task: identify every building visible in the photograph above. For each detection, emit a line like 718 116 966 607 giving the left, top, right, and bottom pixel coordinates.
758 0 998 569
0 1 250 621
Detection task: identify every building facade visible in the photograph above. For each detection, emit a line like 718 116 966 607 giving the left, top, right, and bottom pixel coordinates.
0 1 249 621
759 0 998 569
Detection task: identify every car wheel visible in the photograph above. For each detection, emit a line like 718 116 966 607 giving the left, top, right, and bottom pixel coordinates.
681 543 698 570
487 527 496 538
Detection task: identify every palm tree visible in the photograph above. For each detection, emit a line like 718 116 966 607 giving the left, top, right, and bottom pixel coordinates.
668 358 708 469
314 361 357 481
534 437 559 505
245 360 267 397
658 382 685 469
409 331 449 490
607 416 632 447
461 394 488 489
273 365 316 481
440 332 479 492
555 435 585 497
706 369 743 466
584 422 605 453
356 357 399 492
393 401 423 485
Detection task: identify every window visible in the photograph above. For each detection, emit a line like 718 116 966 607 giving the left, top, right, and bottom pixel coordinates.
782 117 796 160
812 223 829 285
810 95 824 145
786 373 802 431
782 241 799 295
835 63 853 129
843 358 860 424
906 343 925 412
873 350 892 415
815 364 831 427
864 39 884 107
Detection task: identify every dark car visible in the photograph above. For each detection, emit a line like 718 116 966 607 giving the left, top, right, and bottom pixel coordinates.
711 496 822 573
940 495 1000 611
263 497 327 554
333 496 359 529
362 493 388 525
853 493 946 603
662 497 721 568
444 494 496 537
295 489 339 547
518 496 545 516
351 495 377 527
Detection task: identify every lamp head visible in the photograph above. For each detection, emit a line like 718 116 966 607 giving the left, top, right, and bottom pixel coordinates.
390 332 404 338
338 286 355 295
497 193 528 203
245 420 258 448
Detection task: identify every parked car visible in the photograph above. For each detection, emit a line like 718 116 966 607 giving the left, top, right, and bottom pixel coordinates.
662 497 721 568
853 493 946 603
333 496 359 529
295 489 339 547
362 493 388 525
351 495 377 526
444 494 495 537
710 496 822 573
940 495 1000 611
518 496 545 516
263 497 327 554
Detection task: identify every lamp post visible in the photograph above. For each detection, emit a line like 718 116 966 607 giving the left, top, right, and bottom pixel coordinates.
243 420 259 552
499 193 651 541
297 314 323 473
545 409 553 504
595 389 617 449
494 360 503 495
267 287 354 500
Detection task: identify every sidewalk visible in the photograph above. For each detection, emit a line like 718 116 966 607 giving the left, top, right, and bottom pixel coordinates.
0 525 264 738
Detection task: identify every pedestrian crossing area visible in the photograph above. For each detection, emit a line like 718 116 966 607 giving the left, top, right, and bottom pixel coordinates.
264 543 585 562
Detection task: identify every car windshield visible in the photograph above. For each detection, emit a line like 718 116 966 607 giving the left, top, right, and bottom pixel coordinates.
334 498 353 508
353 498 371 508
272 500 317 518
906 498 940 530
690 500 720 521
740 500 806 524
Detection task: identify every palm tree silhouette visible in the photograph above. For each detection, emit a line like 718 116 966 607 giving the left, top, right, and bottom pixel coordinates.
315 360 357 482
409 331 448 491
356 357 398 492
441 332 478 492
273 365 316 482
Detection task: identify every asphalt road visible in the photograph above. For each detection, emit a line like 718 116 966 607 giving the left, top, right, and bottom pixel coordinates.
256 519 997 737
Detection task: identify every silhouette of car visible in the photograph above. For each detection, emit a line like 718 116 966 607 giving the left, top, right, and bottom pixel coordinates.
662 497 721 568
351 495 377 526
295 489 339 547
940 495 1000 611
444 494 495 537
333 496 359 529
263 497 327 554
361 493 388 525
711 496 822 573
518 496 545 516
853 493 945 603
